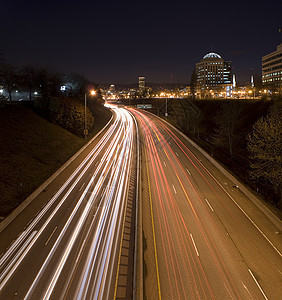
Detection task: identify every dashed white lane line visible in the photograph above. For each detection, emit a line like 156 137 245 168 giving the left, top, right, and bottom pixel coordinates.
45 227 57 246
79 182 85 191
190 234 199 256
205 198 214 212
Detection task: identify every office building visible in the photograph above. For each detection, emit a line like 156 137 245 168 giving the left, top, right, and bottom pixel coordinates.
138 76 145 92
262 43 282 92
195 52 232 98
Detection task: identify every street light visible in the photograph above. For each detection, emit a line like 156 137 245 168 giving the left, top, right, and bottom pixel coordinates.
84 90 95 139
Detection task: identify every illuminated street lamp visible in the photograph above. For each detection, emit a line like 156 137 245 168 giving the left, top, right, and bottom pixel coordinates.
84 90 95 139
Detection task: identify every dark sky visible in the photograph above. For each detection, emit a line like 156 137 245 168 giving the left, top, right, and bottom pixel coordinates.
1 0 282 85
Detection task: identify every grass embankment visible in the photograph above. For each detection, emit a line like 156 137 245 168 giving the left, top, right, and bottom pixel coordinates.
0 103 111 218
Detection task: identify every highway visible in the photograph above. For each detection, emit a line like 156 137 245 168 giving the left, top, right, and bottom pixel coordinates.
0 104 281 300
0 106 137 299
130 108 282 300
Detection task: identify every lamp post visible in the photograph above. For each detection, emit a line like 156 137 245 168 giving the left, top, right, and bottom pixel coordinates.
84 90 95 139
165 98 168 117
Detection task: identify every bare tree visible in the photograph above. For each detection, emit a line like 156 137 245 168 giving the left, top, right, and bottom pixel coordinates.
0 63 18 101
190 68 197 99
212 102 242 156
247 100 282 204
21 64 38 101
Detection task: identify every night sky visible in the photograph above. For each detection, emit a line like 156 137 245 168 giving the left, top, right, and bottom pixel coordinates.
1 0 282 85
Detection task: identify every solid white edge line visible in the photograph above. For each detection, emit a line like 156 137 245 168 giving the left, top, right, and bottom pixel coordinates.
0 113 114 233
151 112 282 258
248 269 268 300
204 170 282 257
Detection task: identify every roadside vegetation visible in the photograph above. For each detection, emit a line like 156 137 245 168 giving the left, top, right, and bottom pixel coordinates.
169 98 281 213
0 63 111 218
125 97 281 214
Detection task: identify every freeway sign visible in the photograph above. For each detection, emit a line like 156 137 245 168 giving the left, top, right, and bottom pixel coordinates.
137 104 152 109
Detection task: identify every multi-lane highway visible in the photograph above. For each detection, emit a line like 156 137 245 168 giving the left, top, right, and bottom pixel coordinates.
0 106 137 299
0 104 281 300
131 108 282 300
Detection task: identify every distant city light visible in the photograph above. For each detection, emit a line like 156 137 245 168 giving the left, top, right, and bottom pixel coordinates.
60 85 66 91
0 89 3 94
34 91 38 95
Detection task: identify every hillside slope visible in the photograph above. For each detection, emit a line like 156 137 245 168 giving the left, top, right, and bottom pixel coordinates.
0 104 110 217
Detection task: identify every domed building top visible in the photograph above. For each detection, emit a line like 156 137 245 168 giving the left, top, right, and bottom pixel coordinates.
203 52 222 59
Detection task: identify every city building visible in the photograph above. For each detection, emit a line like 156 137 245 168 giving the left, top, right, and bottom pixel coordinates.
262 43 282 92
195 52 232 98
138 76 145 93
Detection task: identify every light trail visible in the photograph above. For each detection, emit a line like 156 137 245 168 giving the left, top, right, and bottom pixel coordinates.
0 107 137 300
131 108 281 299
134 110 210 299
130 108 251 299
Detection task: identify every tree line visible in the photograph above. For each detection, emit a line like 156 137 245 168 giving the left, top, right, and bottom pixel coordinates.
0 62 102 137
169 98 281 209
212 101 281 206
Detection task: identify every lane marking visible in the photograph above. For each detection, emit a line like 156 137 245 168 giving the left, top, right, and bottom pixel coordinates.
0 231 37 286
75 239 87 264
163 149 170 160
45 227 58 246
186 168 191 175
145 148 162 300
190 234 199 256
242 281 252 298
198 160 282 257
223 282 234 299
172 184 177 194
175 152 179 157
175 173 197 217
114 186 129 300
205 199 214 212
163 161 166 167
248 269 268 300
101 187 106 198
79 182 85 191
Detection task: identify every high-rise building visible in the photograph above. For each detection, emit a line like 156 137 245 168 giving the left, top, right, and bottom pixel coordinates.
138 76 145 92
262 43 282 92
195 52 232 98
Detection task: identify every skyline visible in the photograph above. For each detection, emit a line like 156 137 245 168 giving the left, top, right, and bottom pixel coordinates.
1 0 282 84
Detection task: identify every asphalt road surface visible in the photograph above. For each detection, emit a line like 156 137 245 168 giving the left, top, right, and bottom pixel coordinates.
0 105 281 300
0 106 137 300
130 108 282 300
